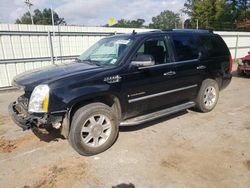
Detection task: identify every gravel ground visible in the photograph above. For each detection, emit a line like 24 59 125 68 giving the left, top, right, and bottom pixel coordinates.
0 65 249 188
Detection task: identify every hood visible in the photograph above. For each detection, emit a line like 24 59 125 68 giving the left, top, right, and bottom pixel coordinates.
13 62 101 91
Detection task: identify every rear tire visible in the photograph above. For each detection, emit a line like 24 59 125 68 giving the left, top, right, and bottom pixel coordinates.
69 103 119 156
195 79 219 113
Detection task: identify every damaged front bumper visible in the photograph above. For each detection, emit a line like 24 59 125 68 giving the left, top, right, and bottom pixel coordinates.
9 100 66 131
9 101 48 130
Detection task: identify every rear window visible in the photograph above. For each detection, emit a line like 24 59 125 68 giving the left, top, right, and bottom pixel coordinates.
171 34 229 61
171 35 200 61
198 35 229 57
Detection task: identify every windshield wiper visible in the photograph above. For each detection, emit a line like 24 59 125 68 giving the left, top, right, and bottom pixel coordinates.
75 58 101 66
75 57 84 63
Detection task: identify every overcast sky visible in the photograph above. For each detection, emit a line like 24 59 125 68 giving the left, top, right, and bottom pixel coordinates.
0 0 186 26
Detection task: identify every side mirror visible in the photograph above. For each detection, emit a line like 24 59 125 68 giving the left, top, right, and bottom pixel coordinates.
248 51 250 55
131 54 155 67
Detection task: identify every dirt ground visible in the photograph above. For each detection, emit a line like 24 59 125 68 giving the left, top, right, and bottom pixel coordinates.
0 65 250 188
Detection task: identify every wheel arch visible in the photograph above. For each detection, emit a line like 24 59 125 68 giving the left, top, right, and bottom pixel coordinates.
204 71 223 90
70 94 122 120
61 93 122 138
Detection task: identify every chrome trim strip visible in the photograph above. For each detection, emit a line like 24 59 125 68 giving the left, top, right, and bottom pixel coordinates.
138 59 199 70
128 84 198 103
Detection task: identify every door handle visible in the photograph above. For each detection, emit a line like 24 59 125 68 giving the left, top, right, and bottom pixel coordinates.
196 65 206 70
164 71 176 76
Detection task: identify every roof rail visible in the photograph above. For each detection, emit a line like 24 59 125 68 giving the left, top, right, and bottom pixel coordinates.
148 29 214 33
172 29 213 33
161 29 173 32
150 29 173 32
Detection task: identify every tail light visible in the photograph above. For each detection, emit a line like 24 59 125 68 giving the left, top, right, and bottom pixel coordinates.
229 55 232 73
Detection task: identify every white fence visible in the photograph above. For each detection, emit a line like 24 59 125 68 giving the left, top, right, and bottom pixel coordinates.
0 24 249 88
214 31 250 60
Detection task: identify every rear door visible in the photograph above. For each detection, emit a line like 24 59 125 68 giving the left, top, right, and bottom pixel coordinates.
169 33 206 101
198 34 231 76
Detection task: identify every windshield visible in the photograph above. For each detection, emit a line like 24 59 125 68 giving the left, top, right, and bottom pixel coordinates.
77 36 134 66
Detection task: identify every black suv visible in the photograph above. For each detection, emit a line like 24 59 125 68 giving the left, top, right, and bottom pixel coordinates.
9 30 232 155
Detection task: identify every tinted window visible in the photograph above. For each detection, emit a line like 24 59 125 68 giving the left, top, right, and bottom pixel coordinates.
172 35 200 61
135 38 170 64
199 35 229 57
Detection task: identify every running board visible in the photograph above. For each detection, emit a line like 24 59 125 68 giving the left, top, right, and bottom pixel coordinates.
120 101 195 126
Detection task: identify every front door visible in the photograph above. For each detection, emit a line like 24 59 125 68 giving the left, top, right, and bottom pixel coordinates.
121 36 181 119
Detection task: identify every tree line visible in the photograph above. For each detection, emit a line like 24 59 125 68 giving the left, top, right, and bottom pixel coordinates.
15 8 181 29
15 8 66 25
15 1 250 30
182 0 250 30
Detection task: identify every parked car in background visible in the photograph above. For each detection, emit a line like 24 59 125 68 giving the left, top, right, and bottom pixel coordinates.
237 51 250 76
9 29 232 156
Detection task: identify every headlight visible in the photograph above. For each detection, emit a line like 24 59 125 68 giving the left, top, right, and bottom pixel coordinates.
28 85 50 113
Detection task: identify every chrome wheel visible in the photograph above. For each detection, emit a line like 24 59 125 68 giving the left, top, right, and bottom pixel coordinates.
81 114 112 147
203 86 216 107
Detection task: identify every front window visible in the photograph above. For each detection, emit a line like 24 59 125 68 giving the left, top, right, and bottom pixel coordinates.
135 38 170 65
77 36 134 66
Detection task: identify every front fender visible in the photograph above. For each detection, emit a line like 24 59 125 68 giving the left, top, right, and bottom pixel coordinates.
55 84 123 138
49 84 107 111
66 84 113 108
49 82 124 112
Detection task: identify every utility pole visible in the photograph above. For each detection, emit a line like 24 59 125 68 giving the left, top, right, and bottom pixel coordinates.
51 0 55 27
50 0 57 63
24 0 34 25
196 19 199 30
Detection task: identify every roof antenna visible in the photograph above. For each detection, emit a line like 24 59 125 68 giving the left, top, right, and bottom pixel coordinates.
132 30 137 34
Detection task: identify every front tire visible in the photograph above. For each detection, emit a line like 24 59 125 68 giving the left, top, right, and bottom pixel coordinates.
195 79 219 113
69 103 119 156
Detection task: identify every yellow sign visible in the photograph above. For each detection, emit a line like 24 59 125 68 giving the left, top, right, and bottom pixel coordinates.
108 18 116 26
